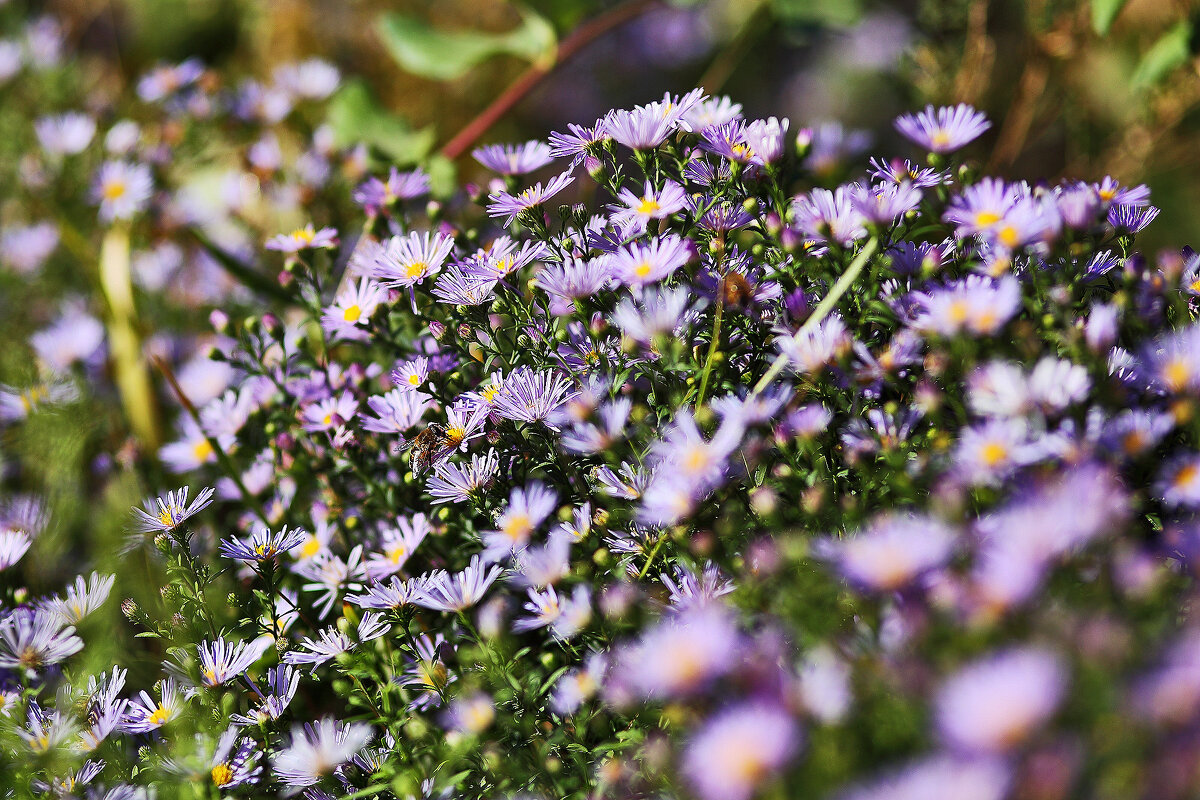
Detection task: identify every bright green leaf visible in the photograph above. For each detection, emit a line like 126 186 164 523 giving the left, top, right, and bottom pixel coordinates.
327 79 435 165
376 6 557 81
1131 20 1194 89
1091 0 1128 35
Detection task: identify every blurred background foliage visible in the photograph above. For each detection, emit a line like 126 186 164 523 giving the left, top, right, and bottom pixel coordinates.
2 0 1199 666
41 0 1200 250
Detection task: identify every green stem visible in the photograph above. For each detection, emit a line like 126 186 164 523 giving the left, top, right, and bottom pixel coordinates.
696 272 727 407
751 237 878 396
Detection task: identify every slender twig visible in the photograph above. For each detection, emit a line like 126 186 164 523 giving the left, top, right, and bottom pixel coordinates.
695 273 726 407
439 0 661 160
151 355 271 527
751 237 879 396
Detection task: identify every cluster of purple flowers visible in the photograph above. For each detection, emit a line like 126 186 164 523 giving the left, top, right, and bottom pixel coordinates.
6 17 1200 797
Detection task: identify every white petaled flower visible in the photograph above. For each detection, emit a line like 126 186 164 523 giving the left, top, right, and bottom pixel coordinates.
271 718 373 789
197 637 272 687
43 572 115 625
92 161 154 222
412 556 502 613
132 486 216 533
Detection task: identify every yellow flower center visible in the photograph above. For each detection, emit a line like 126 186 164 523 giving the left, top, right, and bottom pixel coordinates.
407 374 421 386
158 509 175 527
980 441 1008 467
343 304 362 322
636 197 661 215
102 180 127 201
948 299 969 325
301 537 322 558
997 225 1019 248
387 545 407 564
634 261 653 278
1174 463 1199 490
1122 432 1146 454
192 439 214 463
148 705 170 726
502 513 533 541
974 210 1001 227
405 261 428 279
931 129 951 148
291 228 315 244
1164 359 1189 392
211 764 233 786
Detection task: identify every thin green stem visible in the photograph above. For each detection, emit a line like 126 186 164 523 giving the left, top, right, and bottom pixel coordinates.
751 237 879 396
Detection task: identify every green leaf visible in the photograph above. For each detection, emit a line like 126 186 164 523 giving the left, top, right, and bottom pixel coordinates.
327 80 436 165
1091 0 1128 35
376 6 557 81
1131 20 1195 88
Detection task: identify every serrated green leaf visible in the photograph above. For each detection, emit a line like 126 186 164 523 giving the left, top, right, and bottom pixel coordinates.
376 6 557 81
1091 0 1128 35
1131 20 1194 88
327 80 435 165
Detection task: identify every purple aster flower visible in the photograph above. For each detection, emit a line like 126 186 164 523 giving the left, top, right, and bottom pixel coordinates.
914 275 1022 337
612 286 698 345
1053 181 1104 229
361 388 431 434
776 315 852 374
548 120 608 169
347 576 417 611
392 356 431 393
1095 175 1150 207
608 233 695 288
849 181 923 224
936 647 1067 752
365 514 431 580
895 103 991 152
399 633 455 709
954 418 1043 485
34 112 95 156
266 224 338 254
0 606 83 673
132 485 215 533
137 58 204 102
426 450 500 504
367 230 455 288
272 718 373 789
561 398 631 454
353 167 430 214
1157 453 1200 508
609 604 740 701
660 562 734 610
1108 202 1159 233
411 555 502 612
682 95 743 129
532 257 614 314
461 236 548 280
321 277 386 340
481 482 558 560
432 264 497 306
92 161 153 222
682 703 801 800
603 106 677 150
818 513 957 592
1140 324 1200 394
301 391 359 433
841 407 922 454
611 179 688 233
201 728 262 788
840 756 1010 800
791 187 868 245
0 222 59 274
868 156 947 188
742 116 790 165
219 526 307 563
943 178 1016 237
486 170 575 226
803 121 873 175
473 140 554 175
196 637 271 687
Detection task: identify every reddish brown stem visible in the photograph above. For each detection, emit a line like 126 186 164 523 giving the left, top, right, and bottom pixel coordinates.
439 0 661 161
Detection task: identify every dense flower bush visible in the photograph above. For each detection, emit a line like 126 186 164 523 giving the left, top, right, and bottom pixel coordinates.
5 46 1200 800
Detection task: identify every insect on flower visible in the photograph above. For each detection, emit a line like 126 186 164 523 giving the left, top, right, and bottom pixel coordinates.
409 424 454 476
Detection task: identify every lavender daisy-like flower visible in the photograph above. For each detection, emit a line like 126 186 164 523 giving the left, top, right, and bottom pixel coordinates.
122 678 188 733
34 112 95 156
548 119 608 169
426 450 500 504
791 187 868 245
411 556 502 613
204 728 262 788
610 604 740 700
0 607 83 673
43 572 114 625
603 105 677 150
219 526 307 563
132 486 215 533
368 230 455 288
92 161 153 222
850 181 923 224
840 756 1011 800
361 388 431 434
432 264 497 306
473 140 554 175
492 368 576 424
392 356 431 393
935 647 1067 752
480 482 558 560
272 718 373 789
197 637 271 687
266 224 339 254
486 170 575 226
321 277 386 339
819 513 957 592
533 256 614 314
608 233 695 288
612 286 697 345
682 703 801 800
301 390 359 433
895 103 991 153
612 179 688 233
